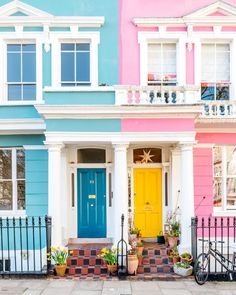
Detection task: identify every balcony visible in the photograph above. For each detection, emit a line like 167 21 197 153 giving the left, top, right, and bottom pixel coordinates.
115 86 236 118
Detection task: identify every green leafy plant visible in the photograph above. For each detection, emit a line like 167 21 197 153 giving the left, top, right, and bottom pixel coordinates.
47 246 72 265
136 241 143 247
180 252 192 259
99 248 118 265
128 248 137 255
175 262 191 269
130 227 141 237
169 243 179 257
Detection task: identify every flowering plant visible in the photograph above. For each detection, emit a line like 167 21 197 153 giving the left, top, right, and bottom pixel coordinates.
47 246 73 265
99 247 118 265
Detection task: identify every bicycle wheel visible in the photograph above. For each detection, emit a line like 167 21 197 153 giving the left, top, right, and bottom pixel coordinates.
194 253 209 285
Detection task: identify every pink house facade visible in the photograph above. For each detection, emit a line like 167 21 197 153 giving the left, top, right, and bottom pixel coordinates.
118 0 236 252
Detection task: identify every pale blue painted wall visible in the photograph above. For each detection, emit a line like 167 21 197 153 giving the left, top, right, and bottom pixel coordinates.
25 150 48 216
46 119 121 132
0 106 41 119
44 91 115 105
0 134 45 146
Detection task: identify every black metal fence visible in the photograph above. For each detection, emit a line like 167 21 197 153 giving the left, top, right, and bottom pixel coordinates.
0 216 51 275
191 216 236 276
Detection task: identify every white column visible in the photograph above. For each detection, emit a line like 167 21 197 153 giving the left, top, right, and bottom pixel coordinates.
113 143 129 245
170 147 181 213
48 144 64 246
179 143 194 253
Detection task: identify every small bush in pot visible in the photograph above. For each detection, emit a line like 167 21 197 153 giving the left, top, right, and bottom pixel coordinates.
180 252 193 264
48 246 73 277
99 247 118 275
136 241 144 256
169 244 180 264
128 248 139 275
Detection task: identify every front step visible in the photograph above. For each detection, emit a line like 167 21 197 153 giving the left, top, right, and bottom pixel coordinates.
137 243 173 275
67 243 112 277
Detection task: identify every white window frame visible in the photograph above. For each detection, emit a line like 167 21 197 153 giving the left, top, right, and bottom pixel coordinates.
201 42 231 100
213 145 236 214
0 148 26 217
194 34 236 101
138 32 186 86
51 32 100 89
0 33 43 105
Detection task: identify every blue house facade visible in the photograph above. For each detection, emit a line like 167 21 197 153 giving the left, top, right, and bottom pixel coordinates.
0 0 120 272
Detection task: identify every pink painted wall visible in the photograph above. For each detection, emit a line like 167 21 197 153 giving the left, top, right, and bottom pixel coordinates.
196 133 236 144
119 0 236 84
122 118 195 132
193 148 213 217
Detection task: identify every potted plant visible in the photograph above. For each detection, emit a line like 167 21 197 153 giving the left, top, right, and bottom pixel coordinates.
180 252 193 264
47 246 72 277
169 244 180 264
128 248 139 275
173 262 193 277
136 241 144 256
167 220 180 249
129 227 142 243
99 247 118 275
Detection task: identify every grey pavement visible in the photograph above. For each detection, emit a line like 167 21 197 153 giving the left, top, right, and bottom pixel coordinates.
0 279 236 295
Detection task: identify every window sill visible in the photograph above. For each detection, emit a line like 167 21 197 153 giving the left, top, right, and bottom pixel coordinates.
43 86 114 92
0 101 44 106
212 210 236 217
0 211 26 218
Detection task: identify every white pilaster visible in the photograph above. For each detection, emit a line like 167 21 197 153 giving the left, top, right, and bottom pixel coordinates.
170 147 181 213
179 143 194 253
48 144 64 246
113 143 129 245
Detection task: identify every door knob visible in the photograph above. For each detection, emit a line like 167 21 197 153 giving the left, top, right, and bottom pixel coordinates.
146 202 150 205
90 204 94 207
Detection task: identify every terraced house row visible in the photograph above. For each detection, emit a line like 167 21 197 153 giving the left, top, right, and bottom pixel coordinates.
0 0 236 275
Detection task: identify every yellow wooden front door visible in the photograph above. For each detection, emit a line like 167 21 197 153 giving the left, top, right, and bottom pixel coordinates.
134 168 162 238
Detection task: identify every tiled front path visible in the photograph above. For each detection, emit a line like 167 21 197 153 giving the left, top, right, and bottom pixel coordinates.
0 279 236 295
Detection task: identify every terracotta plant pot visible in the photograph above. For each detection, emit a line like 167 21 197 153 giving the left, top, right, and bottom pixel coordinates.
55 264 67 277
128 254 139 275
168 236 178 249
180 256 193 264
172 256 180 264
138 256 143 266
107 264 118 275
136 246 144 256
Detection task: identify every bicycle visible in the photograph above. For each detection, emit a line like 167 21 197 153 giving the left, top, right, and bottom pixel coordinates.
194 239 236 285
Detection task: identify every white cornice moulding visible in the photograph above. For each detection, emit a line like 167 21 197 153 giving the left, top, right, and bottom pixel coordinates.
43 86 114 92
35 105 203 119
23 145 48 150
0 119 46 132
44 131 196 145
133 1 236 27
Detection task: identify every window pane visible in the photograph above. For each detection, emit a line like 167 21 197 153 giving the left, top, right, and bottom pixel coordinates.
213 147 222 207
17 150 25 179
8 85 21 101
76 51 90 82
216 84 229 100
61 52 75 82
23 84 36 100
7 44 21 52
61 43 74 51
133 148 162 164
227 178 236 207
22 52 36 82
201 84 215 100
201 44 215 81
0 181 12 210
77 148 106 163
7 52 21 82
0 150 12 179
17 180 25 210
76 43 90 51
22 44 35 52
227 146 236 176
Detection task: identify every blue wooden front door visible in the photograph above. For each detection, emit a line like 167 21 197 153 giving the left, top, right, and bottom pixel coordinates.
77 168 106 238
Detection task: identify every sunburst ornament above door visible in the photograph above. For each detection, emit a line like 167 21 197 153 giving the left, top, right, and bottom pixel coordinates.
139 149 155 163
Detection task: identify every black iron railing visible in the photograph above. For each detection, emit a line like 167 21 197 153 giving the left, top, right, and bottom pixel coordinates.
191 216 236 276
0 216 51 275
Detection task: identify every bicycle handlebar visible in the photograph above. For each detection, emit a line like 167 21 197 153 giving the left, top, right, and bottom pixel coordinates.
198 239 225 244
